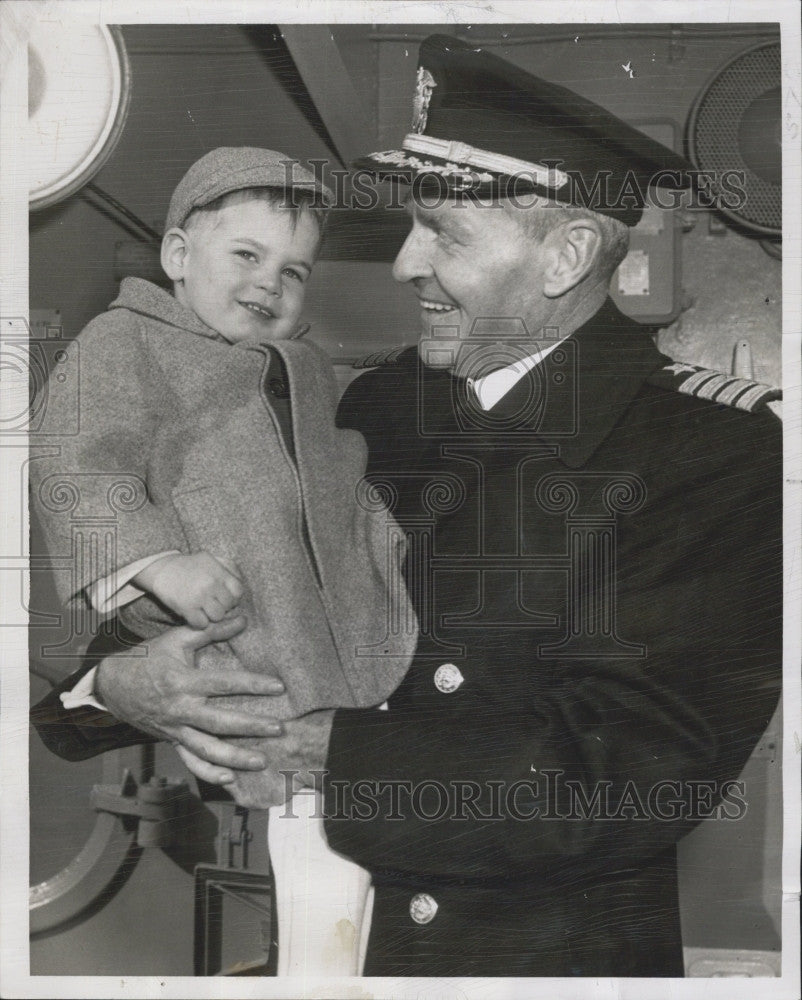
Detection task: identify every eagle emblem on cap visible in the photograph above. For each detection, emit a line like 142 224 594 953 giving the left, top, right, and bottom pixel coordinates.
411 67 436 133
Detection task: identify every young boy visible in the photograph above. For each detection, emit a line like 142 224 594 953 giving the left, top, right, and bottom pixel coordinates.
31 147 416 973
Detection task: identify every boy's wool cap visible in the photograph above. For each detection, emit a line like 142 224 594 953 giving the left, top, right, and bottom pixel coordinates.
353 34 695 226
165 146 334 230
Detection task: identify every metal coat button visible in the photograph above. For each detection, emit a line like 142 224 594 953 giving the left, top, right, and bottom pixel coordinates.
268 377 289 397
409 892 438 925
434 663 464 694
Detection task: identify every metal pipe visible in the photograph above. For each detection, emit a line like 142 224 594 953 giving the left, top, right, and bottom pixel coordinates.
84 182 162 243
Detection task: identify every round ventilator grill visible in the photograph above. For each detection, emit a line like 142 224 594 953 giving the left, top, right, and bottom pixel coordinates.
686 42 781 237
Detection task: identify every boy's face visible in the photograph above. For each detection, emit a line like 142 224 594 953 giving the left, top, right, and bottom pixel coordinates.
167 197 319 344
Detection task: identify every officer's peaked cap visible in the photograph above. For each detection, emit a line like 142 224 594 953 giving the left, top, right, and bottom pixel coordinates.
354 34 695 226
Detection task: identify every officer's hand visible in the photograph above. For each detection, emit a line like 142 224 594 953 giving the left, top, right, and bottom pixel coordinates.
94 616 284 784
133 552 244 629
225 710 335 809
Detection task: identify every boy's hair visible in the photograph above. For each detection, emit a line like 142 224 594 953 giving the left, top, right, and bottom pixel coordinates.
183 186 329 245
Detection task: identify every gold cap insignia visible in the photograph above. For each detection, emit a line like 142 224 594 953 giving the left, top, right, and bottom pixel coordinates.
411 67 436 134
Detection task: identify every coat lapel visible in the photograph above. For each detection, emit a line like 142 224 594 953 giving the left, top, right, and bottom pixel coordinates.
487 300 666 468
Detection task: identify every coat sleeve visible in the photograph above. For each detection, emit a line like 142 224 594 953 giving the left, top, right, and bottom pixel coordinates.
29 313 186 616
323 405 782 882
30 630 156 761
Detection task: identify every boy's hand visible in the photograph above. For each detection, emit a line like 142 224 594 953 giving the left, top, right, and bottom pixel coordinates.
133 552 244 628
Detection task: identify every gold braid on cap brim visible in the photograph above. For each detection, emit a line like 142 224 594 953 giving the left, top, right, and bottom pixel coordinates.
374 133 571 190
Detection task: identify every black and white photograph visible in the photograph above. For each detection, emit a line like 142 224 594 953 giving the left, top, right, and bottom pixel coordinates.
1 2 800 997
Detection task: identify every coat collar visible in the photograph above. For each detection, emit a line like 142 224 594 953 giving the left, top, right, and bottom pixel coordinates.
109 277 228 342
485 298 666 468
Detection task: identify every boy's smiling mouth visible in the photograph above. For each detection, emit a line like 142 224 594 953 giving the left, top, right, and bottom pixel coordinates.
241 300 275 319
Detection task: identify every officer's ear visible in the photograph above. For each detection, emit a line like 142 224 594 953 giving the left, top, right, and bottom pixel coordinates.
160 227 191 283
542 218 602 298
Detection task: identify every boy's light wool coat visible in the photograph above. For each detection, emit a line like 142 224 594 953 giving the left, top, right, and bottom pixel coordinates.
31 278 416 724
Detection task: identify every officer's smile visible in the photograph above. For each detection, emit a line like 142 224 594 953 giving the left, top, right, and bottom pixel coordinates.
418 297 456 313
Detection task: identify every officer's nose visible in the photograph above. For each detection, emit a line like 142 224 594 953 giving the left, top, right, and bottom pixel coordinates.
392 225 433 284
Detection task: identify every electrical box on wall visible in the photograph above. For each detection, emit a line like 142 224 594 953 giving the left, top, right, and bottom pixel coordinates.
610 121 682 326
29 309 63 339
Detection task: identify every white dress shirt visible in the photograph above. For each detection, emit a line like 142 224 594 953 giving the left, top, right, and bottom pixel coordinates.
466 337 566 410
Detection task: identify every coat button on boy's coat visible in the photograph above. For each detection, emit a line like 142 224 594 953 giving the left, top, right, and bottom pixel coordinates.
268 377 289 397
